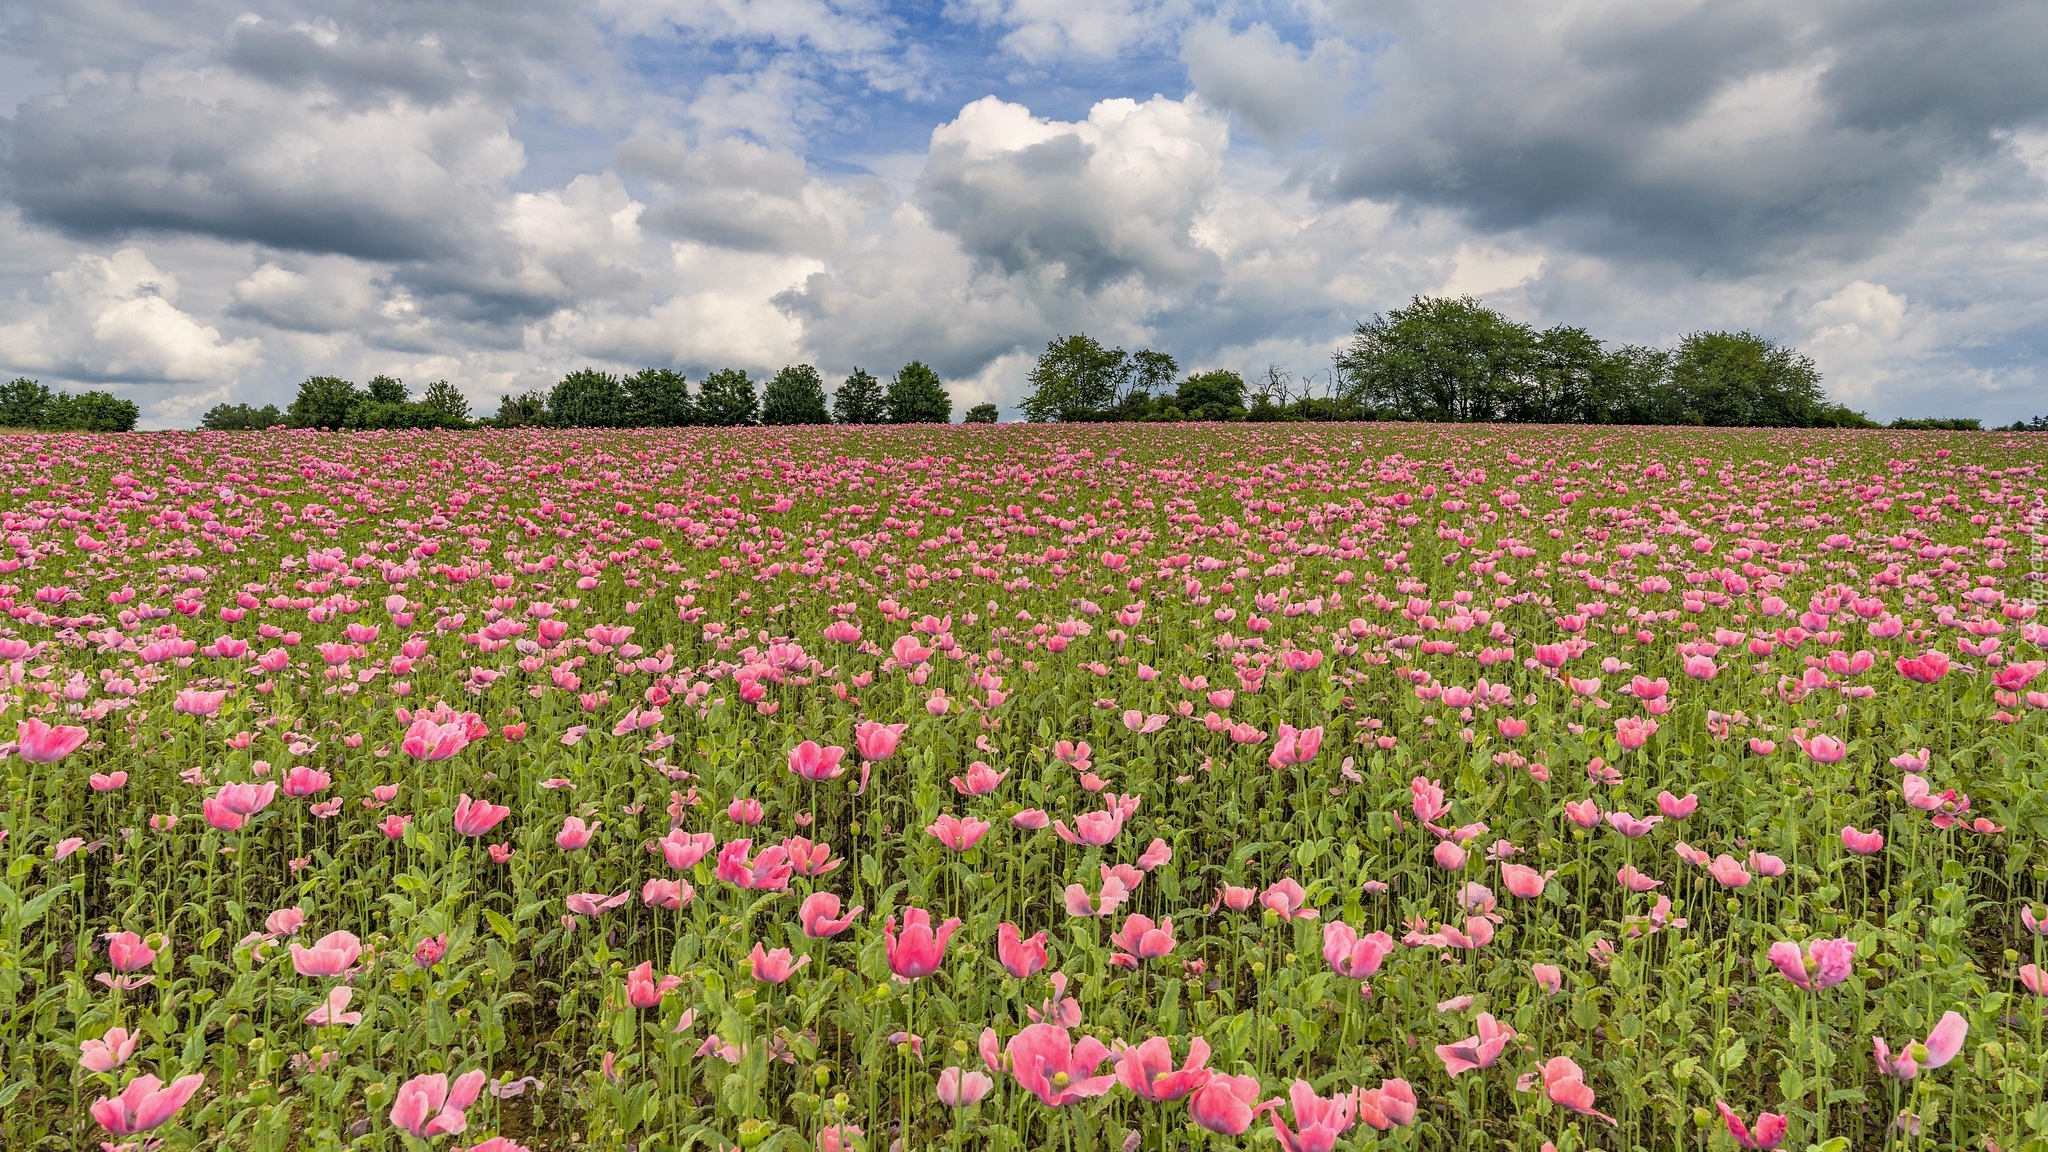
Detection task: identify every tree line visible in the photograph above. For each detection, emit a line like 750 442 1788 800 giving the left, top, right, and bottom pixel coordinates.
0 379 139 432
1017 296 1895 428
203 375 473 431
217 361 1000 432
200 293 2002 434
489 361 992 429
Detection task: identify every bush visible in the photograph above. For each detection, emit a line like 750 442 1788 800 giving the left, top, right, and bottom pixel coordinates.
963 403 999 424
1890 417 1981 431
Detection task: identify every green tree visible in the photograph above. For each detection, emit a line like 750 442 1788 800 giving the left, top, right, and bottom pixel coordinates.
1336 296 1538 422
623 369 694 427
697 369 759 427
287 376 363 429
963 402 999 424
1666 331 1849 427
366 375 409 405
831 368 888 424
0 378 53 428
46 391 140 432
1586 345 1676 425
885 361 952 424
1128 350 1177 404
761 364 831 425
419 380 471 426
201 402 284 430
1173 370 1247 421
491 391 550 428
549 368 628 428
1020 335 1128 422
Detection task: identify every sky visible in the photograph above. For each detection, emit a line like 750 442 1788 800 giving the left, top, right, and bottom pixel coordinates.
2 0 2046 428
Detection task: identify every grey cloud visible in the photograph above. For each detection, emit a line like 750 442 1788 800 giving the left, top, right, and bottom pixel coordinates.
918 95 1227 292
619 134 874 255
4 75 522 262
1181 22 1353 143
1819 1 2048 135
1319 0 2048 271
220 19 471 107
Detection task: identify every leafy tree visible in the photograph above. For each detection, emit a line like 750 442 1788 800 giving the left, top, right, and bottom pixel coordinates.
761 364 831 425
885 361 952 424
0 379 141 431
491 391 550 428
831 368 888 424
1174 370 1246 421
963 402 999 424
549 369 628 428
201 402 284 430
623 369 694 427
1666 332 1841 427
697 369 759 427
1336 296 1538 422
1020 335 1128 422
419 380 471 426
1129 350 1178 403
1516 326 1602 423
45 391 139 431
366 375 409 405
287 376 363 429
1583 345 1676 425
0 378 53 428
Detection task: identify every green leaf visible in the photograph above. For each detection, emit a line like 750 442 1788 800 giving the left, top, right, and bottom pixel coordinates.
1719 1039 1747 1072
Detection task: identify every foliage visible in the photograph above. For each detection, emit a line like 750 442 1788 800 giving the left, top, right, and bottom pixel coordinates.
1020 335 1135 422
490 390 550 428
831 369 888 425
366 375 409 405
286 376 363 429
1665 331 1863 428
40 389 141 432
761 365 831 426
1328 298 1874 428
199 402 284 431
1338 296 1540 422
963 402 1000 424
885 361 952 424
624 369 695 428
549 369 630 429
697 369 759 427
0 380 147 434
420 380 472 426
1892 418 1983 431
1173 370 1247 421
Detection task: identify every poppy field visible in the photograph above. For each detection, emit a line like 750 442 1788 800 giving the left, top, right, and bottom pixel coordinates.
8 421 2048 1152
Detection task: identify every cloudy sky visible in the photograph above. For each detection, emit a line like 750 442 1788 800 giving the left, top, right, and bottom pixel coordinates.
2 0 2046 427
